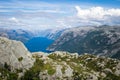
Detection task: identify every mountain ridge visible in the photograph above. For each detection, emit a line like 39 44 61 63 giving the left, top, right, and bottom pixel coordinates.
0 28 34 43
48 26 120 59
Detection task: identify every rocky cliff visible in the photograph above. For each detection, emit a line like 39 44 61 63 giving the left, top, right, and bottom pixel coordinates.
0 37 35 71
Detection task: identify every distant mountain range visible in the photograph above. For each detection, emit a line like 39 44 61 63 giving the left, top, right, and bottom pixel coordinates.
48 26 120 59
0 26 120 59
0 28 34 43
0 28 63 52
34 28 66 40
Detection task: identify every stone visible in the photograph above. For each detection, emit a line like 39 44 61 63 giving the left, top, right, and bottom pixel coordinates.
0 37 35 70
65 66 73 77
55 65 62 78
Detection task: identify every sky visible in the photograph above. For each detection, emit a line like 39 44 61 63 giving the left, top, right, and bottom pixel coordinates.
0 0 120 31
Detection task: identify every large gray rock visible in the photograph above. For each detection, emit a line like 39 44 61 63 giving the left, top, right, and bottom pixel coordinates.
0 37 34 70
55 65 62 79
65 66 73 77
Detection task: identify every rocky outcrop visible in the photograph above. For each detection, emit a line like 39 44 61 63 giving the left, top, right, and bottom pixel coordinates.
26 51 120 80
0 37 35 71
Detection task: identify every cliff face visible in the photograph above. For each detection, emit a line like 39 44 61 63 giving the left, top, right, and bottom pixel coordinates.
0 37 35 70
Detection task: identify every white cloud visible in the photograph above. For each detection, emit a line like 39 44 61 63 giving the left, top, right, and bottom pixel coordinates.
1 2 120 31
9 17 19 23
75 6 120 25
75 6 120 19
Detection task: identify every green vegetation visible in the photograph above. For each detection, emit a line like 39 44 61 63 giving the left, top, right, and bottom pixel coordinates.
4 62 11 71
21 58 43 80
103 72 120 80
61 67 66 74
0 63 18 80
73 71 81 80
0 53 120 80
48 53 120 80
21 58 56 80
48 68 56 75
18 57 23 62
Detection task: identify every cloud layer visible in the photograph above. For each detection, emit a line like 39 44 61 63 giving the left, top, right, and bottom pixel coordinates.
75 6 120 25
0 0 120 31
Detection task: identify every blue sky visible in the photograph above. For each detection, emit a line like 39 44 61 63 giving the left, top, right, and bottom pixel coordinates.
0 0 120 31
0 0 119 7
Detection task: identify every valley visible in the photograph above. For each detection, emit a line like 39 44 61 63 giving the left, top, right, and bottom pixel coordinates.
0 26 120 59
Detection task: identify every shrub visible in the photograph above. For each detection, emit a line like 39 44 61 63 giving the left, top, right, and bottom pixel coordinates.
18 57 23 62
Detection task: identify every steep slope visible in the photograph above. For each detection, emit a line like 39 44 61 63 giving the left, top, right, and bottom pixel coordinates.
47 26 95 52
48 26 120 59
0 37 34 70
0 28 34 43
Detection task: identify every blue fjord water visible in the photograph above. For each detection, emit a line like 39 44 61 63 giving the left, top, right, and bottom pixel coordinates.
24 37 54 53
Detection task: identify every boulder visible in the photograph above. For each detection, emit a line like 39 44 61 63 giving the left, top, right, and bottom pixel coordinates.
0 37 35 70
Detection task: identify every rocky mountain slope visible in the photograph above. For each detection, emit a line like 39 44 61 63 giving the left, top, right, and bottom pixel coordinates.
48 26 120 59
23 52 120 80
0 28 34 43
0 37 120 80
